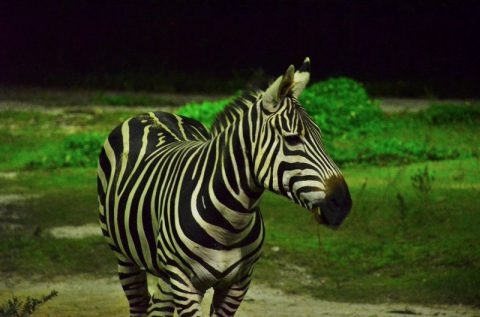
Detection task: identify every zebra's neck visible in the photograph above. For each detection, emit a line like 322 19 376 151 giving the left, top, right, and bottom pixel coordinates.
206 114 263 225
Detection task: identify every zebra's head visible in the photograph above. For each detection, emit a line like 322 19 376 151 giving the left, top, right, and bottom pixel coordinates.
252 58 352 228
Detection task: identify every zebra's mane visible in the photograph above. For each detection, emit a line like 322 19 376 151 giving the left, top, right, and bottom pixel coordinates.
210 90 261 136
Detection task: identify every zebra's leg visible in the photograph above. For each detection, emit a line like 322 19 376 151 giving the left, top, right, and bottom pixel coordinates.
147 276 175 317
209 276 251 317
166 269 204 317
117 256 150 317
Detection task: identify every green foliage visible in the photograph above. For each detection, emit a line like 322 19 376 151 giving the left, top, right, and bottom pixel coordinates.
28 133 105 169
300 77 384 136
257 158 480 305
328 137 463 166
176 97 233 128
0 290 57 317
2 86 479 172
421 103 480 125
410 166 435 200
1 147 480 305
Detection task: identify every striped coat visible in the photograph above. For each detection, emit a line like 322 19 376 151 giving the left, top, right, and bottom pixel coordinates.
97 58 352 316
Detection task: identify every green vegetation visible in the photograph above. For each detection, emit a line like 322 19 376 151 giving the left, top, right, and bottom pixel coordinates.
257 159 480 304
176 97 233 128
174 77 479 167
299 77 384 136
0 290 58 317
0 84 479 307
3 79 478 170
27 133 106 169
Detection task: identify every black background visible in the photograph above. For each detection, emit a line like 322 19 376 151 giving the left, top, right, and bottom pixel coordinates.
1 1 479 95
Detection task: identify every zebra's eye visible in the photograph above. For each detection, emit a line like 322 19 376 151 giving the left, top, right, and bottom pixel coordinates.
284 134 302 146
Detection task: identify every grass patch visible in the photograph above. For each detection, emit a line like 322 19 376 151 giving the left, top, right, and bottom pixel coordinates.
0 169 115 277
27 133 106 169
0 159 478 305
1 92 479 306
255 159 480 305
0 234 115 277
2 81 480 171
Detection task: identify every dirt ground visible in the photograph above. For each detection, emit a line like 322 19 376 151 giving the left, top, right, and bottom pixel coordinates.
1 275 479 317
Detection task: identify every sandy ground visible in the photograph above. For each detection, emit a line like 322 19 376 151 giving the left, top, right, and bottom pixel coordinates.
1 275 479 317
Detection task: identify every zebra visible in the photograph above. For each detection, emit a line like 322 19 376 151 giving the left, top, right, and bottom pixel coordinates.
97 58 352 317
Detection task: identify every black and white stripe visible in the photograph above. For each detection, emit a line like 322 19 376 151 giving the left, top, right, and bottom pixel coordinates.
97 58 352 317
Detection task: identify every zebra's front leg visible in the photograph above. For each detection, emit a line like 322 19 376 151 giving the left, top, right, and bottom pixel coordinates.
210 277 251 317
165 269 204 317
117 256 150 317
147 276 175 317
171 281 204 317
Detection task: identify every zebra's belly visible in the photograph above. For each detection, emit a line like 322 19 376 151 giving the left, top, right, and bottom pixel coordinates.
150 234 263 291
188 246 262 291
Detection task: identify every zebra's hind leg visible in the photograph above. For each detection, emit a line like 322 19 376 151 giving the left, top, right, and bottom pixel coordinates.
210 276 251 317
147 276 175 317
117 256 150 317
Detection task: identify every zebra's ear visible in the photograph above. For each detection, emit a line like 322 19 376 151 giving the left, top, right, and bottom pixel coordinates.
263 65 295 111
292 57 311 98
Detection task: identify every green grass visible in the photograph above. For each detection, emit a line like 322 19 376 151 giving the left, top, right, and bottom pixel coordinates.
1 99 479 306
255 159 480 305
0 168 117 277
1 160 478 305
2 106 479 170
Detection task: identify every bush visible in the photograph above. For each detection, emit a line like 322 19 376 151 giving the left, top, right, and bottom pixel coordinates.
328 137 463 166
299 77 384 136
176 97 233 128
28 133 105 169
421 103 480 125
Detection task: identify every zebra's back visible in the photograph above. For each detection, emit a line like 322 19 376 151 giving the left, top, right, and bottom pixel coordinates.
97 111 211 273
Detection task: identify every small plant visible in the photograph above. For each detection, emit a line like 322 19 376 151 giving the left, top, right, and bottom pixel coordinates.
396 192 408 226
411 166 435 203
422 103 480 125
0 290 58 317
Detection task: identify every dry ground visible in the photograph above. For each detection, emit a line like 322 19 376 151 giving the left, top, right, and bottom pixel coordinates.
1 275 479 317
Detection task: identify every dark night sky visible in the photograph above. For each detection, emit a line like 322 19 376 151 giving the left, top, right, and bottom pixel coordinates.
1 1 479 92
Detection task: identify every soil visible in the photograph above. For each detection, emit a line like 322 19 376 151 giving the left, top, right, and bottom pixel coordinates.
0 275 479 317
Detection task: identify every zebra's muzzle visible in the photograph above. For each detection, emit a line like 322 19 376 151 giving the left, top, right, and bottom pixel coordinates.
312 176 352 228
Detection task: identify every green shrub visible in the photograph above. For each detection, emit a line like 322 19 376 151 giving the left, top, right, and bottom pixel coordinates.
28 133 105 169
421 103 480 125
299 77 384 136
176 97 233 128
328 137 463 166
